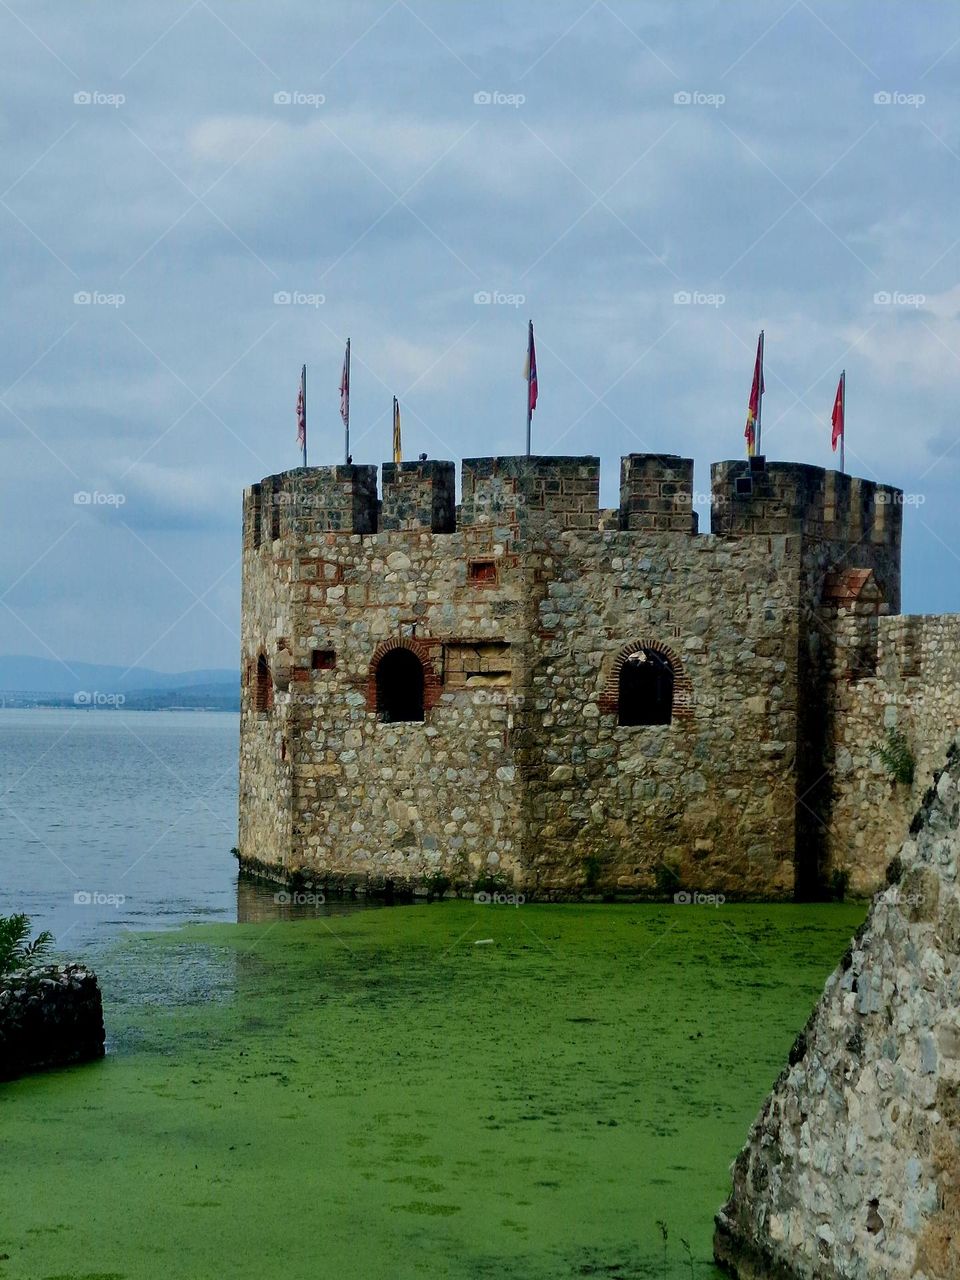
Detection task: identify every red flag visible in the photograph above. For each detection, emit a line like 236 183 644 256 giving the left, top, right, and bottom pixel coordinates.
339 339 350 427
744 331 764 457
831 372 845 452
296 364 306 457
524 320 538 415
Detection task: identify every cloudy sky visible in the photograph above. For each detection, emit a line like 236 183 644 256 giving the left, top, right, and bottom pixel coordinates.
1 1 958 674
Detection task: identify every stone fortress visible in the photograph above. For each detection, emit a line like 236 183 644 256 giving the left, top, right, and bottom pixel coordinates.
238 452 960 901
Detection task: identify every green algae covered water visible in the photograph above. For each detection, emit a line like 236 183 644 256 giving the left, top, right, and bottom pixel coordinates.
0 900 863 1280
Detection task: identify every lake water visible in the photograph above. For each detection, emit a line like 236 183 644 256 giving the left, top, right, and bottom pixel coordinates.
0 708 329 956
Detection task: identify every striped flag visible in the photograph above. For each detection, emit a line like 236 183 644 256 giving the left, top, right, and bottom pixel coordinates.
392 396 402 464
524 320 538 417
744 330 764 457
296 364 306 466
339 340 350 428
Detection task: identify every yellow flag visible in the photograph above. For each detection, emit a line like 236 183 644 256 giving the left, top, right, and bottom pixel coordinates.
392 396 402 464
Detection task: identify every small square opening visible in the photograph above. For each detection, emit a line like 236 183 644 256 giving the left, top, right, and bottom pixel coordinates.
735 477 753 497
311 649 336 671
468 559 497 584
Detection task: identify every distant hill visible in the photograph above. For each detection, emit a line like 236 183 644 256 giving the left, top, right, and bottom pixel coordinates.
0 655 238 695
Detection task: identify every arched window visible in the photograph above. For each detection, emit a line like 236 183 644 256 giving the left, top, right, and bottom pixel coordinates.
376 647 425 722
618 648 673 725
255 654 274 713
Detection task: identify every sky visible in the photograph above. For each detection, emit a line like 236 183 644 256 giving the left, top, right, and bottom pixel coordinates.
1 0 959 674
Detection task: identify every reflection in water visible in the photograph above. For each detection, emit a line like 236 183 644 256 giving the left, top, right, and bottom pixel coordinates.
235 874 383 924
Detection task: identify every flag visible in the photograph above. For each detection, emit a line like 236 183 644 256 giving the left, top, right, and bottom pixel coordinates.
524 320 538 417
392 396 402 464
831 371 845 453
744 331 764 457
339 339 350 427
296 364 306 459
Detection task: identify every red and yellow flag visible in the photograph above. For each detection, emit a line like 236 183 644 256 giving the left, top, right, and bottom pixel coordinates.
744 331 764 457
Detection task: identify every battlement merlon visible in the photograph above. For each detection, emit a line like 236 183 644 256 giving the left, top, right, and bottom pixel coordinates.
711 458 903 611
710 459 903 544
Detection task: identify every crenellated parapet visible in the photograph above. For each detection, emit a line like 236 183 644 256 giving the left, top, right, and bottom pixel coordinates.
710 458 903 548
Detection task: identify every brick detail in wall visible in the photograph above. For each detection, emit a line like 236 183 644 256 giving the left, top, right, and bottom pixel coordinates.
598 638 693 719
365 637 443 713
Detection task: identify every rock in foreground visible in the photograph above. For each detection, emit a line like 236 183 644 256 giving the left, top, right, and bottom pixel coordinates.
0 963 105 1081
714 734 960 1280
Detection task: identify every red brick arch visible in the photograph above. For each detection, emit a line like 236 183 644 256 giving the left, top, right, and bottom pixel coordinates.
599 638 693 719
365 637 443 713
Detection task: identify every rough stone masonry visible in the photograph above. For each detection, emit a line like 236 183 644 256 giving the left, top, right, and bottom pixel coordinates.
713 733 960 1280
237 452 960 900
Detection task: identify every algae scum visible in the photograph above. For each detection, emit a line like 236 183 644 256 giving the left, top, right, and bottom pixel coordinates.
0 902 863 1279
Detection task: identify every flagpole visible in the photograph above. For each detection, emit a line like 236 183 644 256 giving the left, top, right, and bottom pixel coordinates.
526 320 533 457
756 329 764 456
840 368 845 475
302 364 307 468
344 338 351 464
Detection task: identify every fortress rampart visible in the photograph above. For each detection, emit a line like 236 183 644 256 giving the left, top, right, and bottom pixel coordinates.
238 452 959 900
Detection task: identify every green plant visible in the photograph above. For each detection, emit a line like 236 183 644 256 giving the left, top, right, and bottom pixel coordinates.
581 854 602 890
472 870 508 896
654 861 682 901
873 726 915 786
679 1236 695 1279
655 1220 668 1279
0 914 54 975
424 872 451 901
830 866 851 903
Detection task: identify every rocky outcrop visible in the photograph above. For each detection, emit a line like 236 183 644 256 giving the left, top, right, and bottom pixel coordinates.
0 964 105 1081
714 732 960 1280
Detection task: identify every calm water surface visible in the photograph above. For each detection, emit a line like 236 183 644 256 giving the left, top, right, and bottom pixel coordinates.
0 709 356 959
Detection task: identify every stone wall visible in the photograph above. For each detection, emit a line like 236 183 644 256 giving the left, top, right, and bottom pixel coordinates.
823 614 960 895
0 964 105 1080
714 732 960 1280
238 454 920 900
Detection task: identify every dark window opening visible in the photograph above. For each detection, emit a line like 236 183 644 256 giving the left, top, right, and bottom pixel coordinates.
255 654 274 712
469 559 497 584
312 649 336 671
735 476 753 497
270 493 281 541
376 648 425 723
618 649 673 726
